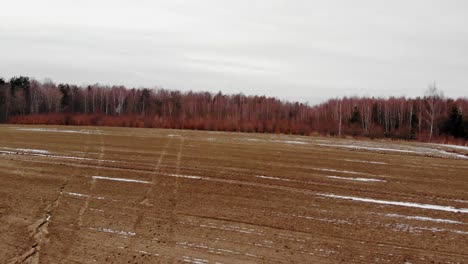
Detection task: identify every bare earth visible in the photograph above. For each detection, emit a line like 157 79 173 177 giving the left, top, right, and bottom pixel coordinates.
0 125 467 264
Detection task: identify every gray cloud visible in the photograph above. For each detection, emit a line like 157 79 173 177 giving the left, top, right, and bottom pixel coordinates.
1 0 467 104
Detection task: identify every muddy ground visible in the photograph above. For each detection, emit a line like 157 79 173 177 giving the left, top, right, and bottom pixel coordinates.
0 125 467 263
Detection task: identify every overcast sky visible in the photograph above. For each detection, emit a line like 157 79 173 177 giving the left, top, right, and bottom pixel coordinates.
1 0 467 104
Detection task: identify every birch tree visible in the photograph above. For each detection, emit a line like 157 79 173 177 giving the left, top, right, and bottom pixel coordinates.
424 83 444 141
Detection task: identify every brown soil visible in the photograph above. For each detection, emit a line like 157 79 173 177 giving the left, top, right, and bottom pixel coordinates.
0 125 467 263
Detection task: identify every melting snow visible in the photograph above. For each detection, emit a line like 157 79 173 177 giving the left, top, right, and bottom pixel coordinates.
389 223 468 235
437 150 468 159
92 176 151 184
327 176 386 182
384 214 462 224
317 143 416 153
435 144 468 151
0 148 115 162
182 256 209 264
343 159 387 165
245 138 261 142
241 138 308 145
317 142 468 159
64 192 109 201
256 175 294 182
178 241 243 256
14 128 102 134
64 192 89 198
89 227 136 236
40 154 94 161
315 168 361 175
276 212 352 225
168 174 206 180
0 150 17 155
57 155 110 161
320 194 468 213
274 140 308 145
2 147 49 154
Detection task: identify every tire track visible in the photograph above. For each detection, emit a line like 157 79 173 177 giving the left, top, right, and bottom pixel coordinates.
76 130 105 227
165 137 185 258
7 128 93 264
125 137 173 255
181 213 468 260
57 129 103 261
140 137 174 207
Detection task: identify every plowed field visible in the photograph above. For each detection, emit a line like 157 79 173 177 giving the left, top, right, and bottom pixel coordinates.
1 125 467 263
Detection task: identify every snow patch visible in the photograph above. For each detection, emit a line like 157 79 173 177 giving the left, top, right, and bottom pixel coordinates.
315 168 361 175
14 128 103 134
343 159 387 165
245 138 262 142
89 227 136 236
256 175 294 182
435 144 468 151
274 140 308 145
2 147 50 154
168 173 206 180
320 193 468 213
92 176 151 184
0 148 115 162
318 142 468 159
182 256 209 264
64 192 89 198
241 138 308 145
437 150 468 159
177 241 243 256
384 214 462 224
327 176 386 182
317 143 416 153
0 150 17 155
389 223 468 235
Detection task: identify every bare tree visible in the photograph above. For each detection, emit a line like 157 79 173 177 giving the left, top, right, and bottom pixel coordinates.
338 101 342 137
424 83 444 141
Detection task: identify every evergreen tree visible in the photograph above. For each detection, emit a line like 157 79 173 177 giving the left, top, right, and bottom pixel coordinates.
349 106 361 124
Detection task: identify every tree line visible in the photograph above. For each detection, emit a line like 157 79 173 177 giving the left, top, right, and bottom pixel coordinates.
1 76 467 142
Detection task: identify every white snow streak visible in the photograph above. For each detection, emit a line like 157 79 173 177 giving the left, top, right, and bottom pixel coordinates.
274 140 308 145
14 128 103 134
435 144 468 151
321 194 468 213
317 143 416 153
327 176 386 182
2 147 49 154
315 168 361 175
182 256 209 264
92 176 151 184
13 148 48 154
317 142 468 159
389 223 468 235
384 214 462 224
64 192 89 197
89 227 136 236
0 150 17 155
168 174 206 180
343 159 387 165
256 175 294 182
0 148 115 162
437 150 468 159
